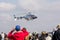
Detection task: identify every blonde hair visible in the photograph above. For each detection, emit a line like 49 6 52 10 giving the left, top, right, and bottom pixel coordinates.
56 24 60 29
41 31 47 35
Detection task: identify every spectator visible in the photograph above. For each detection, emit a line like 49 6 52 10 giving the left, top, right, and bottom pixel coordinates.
4 33 9 40
21 27 29 40
0 34 2 40
8 25 25 40
52 24 60 40
45 33 51 40
39 31 47 40
1 32 5 40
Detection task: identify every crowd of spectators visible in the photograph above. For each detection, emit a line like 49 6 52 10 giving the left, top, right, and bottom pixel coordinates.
0 24 60 40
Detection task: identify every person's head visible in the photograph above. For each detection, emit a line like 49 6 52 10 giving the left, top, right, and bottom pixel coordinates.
41 31 47 35
56 24 60 29
21 27 26 32
15 25 20 31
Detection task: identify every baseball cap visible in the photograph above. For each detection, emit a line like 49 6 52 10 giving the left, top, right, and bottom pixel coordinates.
15 25 20 31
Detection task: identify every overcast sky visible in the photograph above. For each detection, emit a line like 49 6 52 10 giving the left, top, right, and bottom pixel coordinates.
0 0 60 33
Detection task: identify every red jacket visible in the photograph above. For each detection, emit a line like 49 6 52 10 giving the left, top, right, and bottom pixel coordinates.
21 29 29 37
8 31 25 40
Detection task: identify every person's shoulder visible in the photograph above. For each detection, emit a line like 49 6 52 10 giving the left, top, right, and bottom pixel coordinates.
14 31 23 34
54 30 60 34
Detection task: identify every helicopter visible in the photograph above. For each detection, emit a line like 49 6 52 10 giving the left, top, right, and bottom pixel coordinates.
13 12 37 21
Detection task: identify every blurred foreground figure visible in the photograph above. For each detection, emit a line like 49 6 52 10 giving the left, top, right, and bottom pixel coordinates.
52 24 60 40
39 31 47 40
1 32 5 40
21 27 29 40
1 32 8 40
0 34 2 40
39 31 51 40
8 25 26 40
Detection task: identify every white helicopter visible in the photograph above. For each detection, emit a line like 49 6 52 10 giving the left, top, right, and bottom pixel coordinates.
13 12 37 21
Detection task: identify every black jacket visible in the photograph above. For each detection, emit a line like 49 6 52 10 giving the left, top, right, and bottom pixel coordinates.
39 34 48 40
52 29 60 40
0 34 2 40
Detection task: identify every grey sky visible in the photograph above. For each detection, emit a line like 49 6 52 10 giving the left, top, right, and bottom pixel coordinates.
0 0 60 33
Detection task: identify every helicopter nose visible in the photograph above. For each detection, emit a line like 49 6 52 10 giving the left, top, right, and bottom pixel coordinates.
32 17 37 19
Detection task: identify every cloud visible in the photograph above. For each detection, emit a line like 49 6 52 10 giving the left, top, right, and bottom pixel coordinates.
0 14 12 33
0 2 16 11
0 14 12 23
49 2 60 10
18 0 41 11
18 0 60 11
